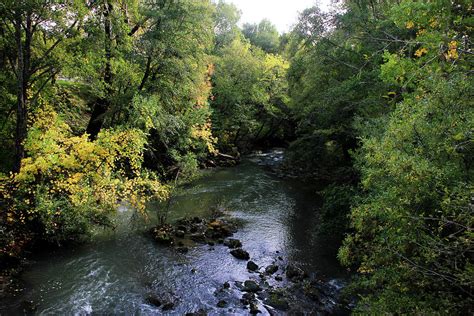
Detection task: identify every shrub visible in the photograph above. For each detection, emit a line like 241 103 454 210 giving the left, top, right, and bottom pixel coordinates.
1 106 168 254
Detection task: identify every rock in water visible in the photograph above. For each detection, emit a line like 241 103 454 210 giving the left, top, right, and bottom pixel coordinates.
240 292 255 305
217 300 227 308
185 309 207 316
162 302 175 311
176 247 189 254
285 265 306 281
189 233 206 242
174 230 185 238
243 280 261 293
247 261 259 271
145 295 162 307
266 290 290 311
265 264 278 274
224 238 242 248
249 302 261 314
230 248 250 260
151 227 174 245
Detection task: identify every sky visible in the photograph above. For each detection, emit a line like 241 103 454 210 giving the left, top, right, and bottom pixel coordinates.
226 0 332 33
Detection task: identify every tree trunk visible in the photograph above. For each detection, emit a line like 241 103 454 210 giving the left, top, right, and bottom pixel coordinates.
138 54 152 91
13 11 32 172
86 2 113 140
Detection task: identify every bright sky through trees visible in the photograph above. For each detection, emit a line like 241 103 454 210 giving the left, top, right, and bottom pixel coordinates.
227 0 331 33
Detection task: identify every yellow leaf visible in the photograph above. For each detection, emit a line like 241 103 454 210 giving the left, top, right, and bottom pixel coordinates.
415 47 428 58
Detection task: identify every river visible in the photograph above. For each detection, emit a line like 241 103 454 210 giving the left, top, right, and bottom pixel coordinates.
1 150 348 315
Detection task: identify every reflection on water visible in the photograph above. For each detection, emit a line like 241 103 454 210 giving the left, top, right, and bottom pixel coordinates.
2 150 347 315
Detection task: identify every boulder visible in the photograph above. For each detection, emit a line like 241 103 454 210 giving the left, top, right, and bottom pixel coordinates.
176 225 188 232
208 220 224 228
185 309 207 316
217 300 227 308
243 280 261 293
152 227 174 245
247 261 259 271
192 216 202 223
176 247 189 254
162 302 175 311
265 290 289 311
145 295 162 307
189 233 206 242
241 292 256 305
265 265 278 274
249 302 261 314
224 238 242 249
175 230 185 238
230 248 250 260
285 265 306 281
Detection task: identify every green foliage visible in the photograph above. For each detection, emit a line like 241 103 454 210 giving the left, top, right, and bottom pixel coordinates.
128 90 216 180
1 106 168 248
0 0 217 260
285 4 395 181
341 73 473 315
317 184 356 238
242 19 281 54
284 1 473 313
212 39 265 148
214 0 242 50
211 38 291 151
338 1 474 314
1 3 471 315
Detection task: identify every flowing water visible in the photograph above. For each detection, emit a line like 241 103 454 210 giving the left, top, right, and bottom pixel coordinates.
1 150 347 315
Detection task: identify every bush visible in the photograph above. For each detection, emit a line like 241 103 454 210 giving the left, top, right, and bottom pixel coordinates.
317 184 356 239
0 106 168 255
339 72 474 314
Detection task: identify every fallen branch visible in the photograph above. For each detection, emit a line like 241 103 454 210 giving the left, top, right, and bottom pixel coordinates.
217 152 238 160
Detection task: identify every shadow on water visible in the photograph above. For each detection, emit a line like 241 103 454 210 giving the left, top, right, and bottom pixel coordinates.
1 149 348 315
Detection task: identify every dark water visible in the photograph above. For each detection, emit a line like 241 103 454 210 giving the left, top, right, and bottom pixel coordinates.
1 150 347 315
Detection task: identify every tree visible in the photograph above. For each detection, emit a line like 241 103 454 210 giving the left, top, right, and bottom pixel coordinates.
68 0 215 178
213 0 242 50
285 4 396 181
0 0 85 171
242 19 280 53
211 39 265 150
79 0 140 139
211 38 291 151
132 0 215 177
338 0 474 313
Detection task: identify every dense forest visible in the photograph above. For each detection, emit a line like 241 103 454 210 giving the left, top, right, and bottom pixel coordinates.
0 0 472 314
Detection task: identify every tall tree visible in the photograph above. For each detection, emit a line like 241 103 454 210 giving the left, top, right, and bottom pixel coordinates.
82 0 140 139
242 19 280 53
0 0 84 171
339 1 474 313
213 0 242 51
